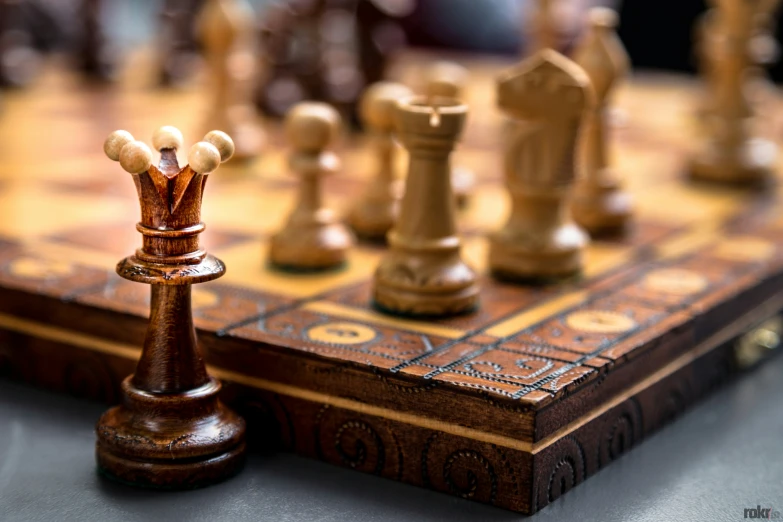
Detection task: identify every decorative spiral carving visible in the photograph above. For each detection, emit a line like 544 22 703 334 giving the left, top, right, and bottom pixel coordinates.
422 433 503 504
334 420 385 473
443 450 497 500
535 436 586 510
314 405 401 477
598 398 643 468
654 381 692 430
242 394 295 450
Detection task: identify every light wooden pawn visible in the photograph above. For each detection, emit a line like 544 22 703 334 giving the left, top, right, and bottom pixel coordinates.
425 61 474 208
197 0 264 160
373 95 479 317
489 49 593 282
269 102 355 271
347 82 412 240
571 8 633 236
688 0 778 184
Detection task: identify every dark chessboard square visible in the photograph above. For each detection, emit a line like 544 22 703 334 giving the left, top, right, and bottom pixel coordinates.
75 276 294 332
431 347 572 388
0 249 109 299
325 278 548 333
227 308 450 370
398 342 485 373
513 296 668 355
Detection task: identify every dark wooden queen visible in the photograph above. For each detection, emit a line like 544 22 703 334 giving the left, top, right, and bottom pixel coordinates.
96 126 246 488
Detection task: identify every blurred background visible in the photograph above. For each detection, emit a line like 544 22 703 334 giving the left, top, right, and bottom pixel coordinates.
3 0 782 79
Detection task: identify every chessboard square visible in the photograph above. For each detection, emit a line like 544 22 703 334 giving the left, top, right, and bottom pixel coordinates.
325 278 546 335
437 347 570 387
583 242 633 279
600 311 692 362
401 342 485 371
535 365 598 397
202 181 293 235
636 183 747 226
75 276 295 332
498 341 585 363
459 184 507 237
0 182 135 238
217 241 382 298
0 249 110 299
612 259 731 310
432 372 526 397
227 308 448 367
514 296 667 354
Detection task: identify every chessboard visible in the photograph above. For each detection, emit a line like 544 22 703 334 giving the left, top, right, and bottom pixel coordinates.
1 50 783 514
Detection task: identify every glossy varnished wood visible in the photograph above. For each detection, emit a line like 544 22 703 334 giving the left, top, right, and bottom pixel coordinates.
0 52 782 512
96 128 246 489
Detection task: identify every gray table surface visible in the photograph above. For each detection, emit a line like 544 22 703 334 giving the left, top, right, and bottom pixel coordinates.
1 353 781 522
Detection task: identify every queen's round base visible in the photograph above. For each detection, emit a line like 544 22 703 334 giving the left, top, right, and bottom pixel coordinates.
97 442 246 490
687 138 777 186
95 377 246 490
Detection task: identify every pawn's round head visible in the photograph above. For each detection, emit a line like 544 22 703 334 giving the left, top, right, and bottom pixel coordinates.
152 126 184 152
285 102 340 152
425 61 468 99
360 82 413 132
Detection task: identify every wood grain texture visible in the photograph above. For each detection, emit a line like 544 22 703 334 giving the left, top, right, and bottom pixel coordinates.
0 51 782 511
96 128 246 488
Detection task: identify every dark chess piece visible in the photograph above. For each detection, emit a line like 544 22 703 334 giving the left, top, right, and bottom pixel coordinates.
96 126 246 488
255 0 412 126
0 0 41 87
76 0 118 81
156 0 205 86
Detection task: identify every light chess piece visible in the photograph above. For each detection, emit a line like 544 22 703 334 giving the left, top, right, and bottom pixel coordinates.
571 8 633 236
198 0 264 160
270 102 355 271
96 126 246 488
348 81 412 241
373 95 479 317
489 49 593 282
688 0 778 185
425 61 475 208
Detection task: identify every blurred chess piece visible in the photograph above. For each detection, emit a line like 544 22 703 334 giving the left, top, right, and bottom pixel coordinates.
425 61 474 208
525 0 558 54
688 0 778 185
490 49 592 282
348 81 412 240
0 0 41 87
76 0 118 82
571 8 633 236
156 0 205 86
198 0 264 160
255 0 411 126
270 102 355 271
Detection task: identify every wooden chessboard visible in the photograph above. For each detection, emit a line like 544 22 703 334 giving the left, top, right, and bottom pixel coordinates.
1 51 783 514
